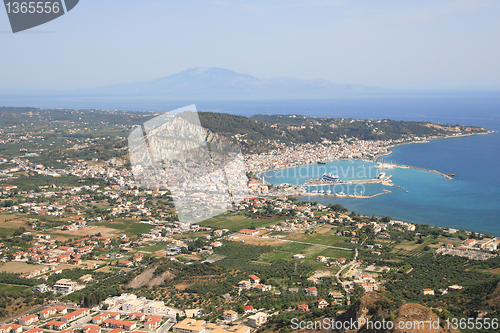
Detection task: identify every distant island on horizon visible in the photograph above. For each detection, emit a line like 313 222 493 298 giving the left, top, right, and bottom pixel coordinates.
0 67 383 100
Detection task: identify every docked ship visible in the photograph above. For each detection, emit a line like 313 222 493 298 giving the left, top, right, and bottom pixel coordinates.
376 172 386 179
322 173 341 182
375 162 395 169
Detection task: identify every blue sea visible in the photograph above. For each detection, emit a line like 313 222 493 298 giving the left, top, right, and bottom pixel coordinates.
2 94 500 234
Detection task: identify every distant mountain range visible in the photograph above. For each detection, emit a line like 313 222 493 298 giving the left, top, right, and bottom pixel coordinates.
87 67 379 99
1 68 381 100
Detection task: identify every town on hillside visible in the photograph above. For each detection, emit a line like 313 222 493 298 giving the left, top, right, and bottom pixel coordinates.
0 108 499 333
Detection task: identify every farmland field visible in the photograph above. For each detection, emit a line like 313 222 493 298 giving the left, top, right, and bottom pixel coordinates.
198 213 282 231
0 284 30 292
100 220 154 236
0 262 49 274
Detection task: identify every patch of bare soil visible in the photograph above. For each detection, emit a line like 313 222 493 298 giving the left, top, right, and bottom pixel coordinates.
126 263 176 289
230 234 285 246
54 226 118 238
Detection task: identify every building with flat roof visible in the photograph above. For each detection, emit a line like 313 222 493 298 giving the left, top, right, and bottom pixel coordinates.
53 279 77 292
122 300 144 312
173 319 251 333
205 323 251 333
223 310 238 322
173 319 206 333
247 312 267 327
143 301 165 314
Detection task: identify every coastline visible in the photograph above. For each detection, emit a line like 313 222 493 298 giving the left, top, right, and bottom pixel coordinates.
255 130 495 180
252 130 498 236
291 189 392 200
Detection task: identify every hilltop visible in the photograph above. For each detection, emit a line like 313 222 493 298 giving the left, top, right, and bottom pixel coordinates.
0 107 490 156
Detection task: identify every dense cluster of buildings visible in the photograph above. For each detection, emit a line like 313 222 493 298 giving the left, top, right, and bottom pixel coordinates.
244 136 430 175
437 238 500 260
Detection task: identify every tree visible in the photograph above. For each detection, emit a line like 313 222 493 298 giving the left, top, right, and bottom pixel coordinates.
13 227 26 236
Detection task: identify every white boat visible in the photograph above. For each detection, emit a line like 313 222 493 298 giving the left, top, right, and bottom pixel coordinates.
322 173 341 182
376 162 395 169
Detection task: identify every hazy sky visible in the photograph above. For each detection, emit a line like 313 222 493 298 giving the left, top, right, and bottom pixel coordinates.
1 0 500 90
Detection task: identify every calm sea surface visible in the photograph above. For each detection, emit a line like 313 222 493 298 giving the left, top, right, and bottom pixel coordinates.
2 94 500 234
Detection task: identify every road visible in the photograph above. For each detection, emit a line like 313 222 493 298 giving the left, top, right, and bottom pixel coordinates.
0 304 45 326
335 239 365 303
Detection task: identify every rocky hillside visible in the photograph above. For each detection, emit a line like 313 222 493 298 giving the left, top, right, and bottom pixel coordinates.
336 292 458 333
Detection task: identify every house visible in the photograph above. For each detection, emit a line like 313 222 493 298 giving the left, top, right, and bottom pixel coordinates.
102 319 137 331
87 262 98 269
421 289 435 295
248 274 260 286
144 316 161 330
53 279 77 292
119 260 133 267
79 274 93 283
39 306 67 318
306 287 318 296
238 280 252 289
297 304 309 312
448 285 463 292
33 284 48 292
329 291 344 299
254 284 272 292
316 299 329 309
46 321 67 330
223 310 238 322
464 239 477 246
247 312 268 327
316 256 326 262
292 254 305 259
92 312 120 324
19 314 38 326
359 283 378 292
360 275 374 282
82 325 101 333
25 329 43 333
128 313 145 321
60 308 90 323
239 229 259 236
57 254 71 263
244 305 254 313
2 325 22 333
